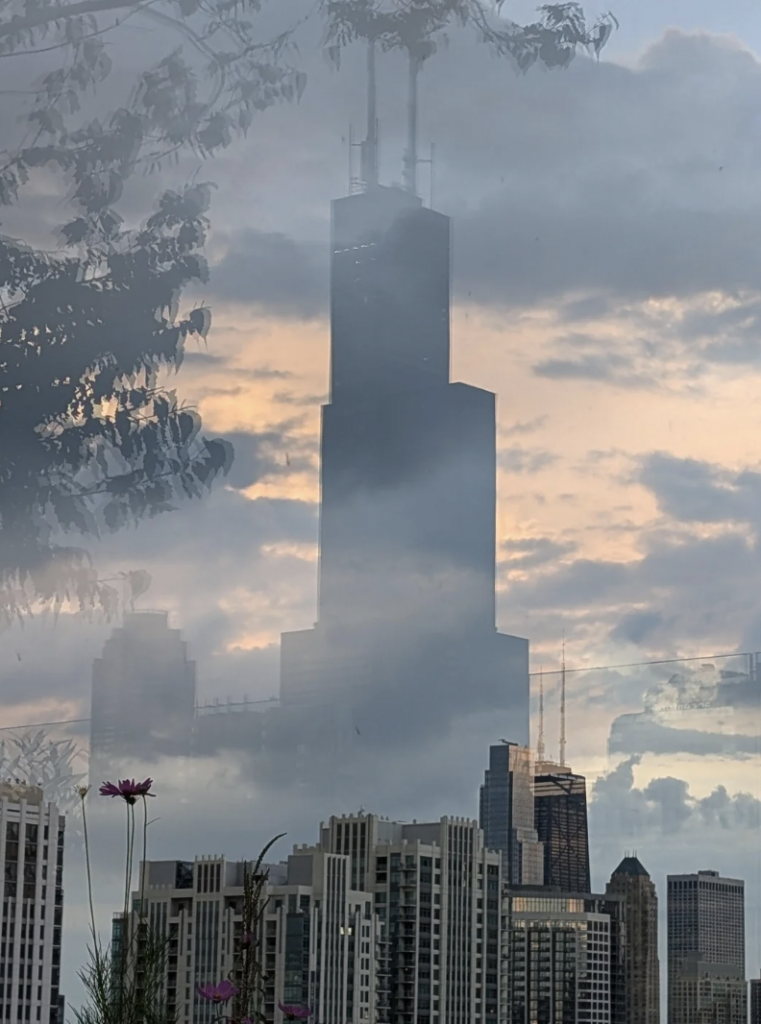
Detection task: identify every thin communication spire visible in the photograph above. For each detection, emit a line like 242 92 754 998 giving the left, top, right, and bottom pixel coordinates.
361 38 379 189
559 635 567 767
537 667 545 763
348 39 380 194
403 48 421 195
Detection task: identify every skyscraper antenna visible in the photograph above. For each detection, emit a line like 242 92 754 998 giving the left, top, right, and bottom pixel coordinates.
537 666 546 763
403 40 436 196
361 38 379 189
559 634 567 767
403 47 419 195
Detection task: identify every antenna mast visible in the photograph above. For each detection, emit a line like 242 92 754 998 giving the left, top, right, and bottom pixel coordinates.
361 38 379 189
537 667 545 763
559 636 567 767
403 47 421 195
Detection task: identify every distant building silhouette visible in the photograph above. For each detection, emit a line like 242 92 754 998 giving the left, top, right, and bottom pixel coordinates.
479 742 543 886
89 612 196 774
279 179 530 745
606 855 660 1024
667 870 746 1024
534 761 591 893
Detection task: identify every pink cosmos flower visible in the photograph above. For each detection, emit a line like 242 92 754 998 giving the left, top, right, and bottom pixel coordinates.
278 1003 313 1020
197 980 238 1003
99 778 155 804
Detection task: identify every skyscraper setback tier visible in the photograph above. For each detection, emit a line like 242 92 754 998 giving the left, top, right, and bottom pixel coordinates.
280 185 529 743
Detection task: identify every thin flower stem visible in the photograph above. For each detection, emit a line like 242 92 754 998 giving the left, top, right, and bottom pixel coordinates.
80 790 98 943
118 800 136 1020
139 793 149 922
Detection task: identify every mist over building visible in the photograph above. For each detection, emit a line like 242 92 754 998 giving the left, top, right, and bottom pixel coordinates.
278 49 530 748
89 612 196 776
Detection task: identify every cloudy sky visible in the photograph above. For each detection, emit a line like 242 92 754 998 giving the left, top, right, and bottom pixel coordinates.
3 0 761 1007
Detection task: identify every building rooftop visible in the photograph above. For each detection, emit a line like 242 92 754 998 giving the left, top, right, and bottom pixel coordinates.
612 855 650 877
0 781 44 804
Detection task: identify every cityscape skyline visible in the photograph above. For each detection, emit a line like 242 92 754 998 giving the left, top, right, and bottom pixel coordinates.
3 3 761 1019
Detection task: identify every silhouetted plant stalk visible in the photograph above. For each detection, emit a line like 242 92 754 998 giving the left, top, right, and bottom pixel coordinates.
194 834 286 1024
75 778 173 1024
75 776 286 1024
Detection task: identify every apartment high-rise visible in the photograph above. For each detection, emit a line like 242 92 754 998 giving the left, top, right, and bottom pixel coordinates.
667 870 746 1024
90 611 196 774
606 856 660 1024
278 171 530 742
533 762 590 894
118 851 376 1024
502 889 626 1024
479 743 543 886
262 847 380 1024
0 782 65 1024
320 813 502 1024
123 812 500 1024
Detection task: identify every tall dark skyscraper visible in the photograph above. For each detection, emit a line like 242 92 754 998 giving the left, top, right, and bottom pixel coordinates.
279 180 529 741
479 742 543 885
606 856 660 1024
534 762 591 893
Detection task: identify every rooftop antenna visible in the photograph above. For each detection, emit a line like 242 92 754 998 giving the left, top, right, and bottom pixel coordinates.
537 667 546 763
403 42 433 195
348 122 355 194
559 634 567 767
350 38 380 193
361 38 379 189
415 143 436 208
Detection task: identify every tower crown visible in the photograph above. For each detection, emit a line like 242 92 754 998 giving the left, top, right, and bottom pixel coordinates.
613 854 650 877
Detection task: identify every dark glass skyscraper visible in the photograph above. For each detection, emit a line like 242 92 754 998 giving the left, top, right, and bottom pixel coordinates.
534 763 591 893
279 185 529 743
606 856 660 1024
479 742 543 885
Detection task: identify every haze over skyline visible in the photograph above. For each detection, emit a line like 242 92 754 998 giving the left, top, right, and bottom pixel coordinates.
1 0 761 1012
